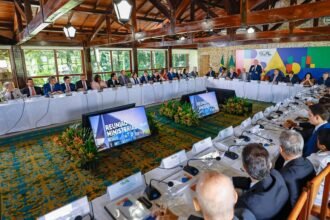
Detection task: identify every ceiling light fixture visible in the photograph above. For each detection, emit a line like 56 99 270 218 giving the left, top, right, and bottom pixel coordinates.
63 23 76 39
180 36 186 41
113 0 133 24
247 27 255 34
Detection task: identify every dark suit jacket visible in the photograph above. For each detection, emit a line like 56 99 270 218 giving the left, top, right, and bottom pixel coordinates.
206 71 215 78
285 75 300 84
236 169 289 220
140 75 151 84
167 72 173 80
317 77 330 87
249 65 262 80
107 79 120 87
151 75 161 82
303 122 330 157
43 83 62 95
61 83 76 92
227 72 238 79
21 86 43 97
280 157 315 212
76 80 91 90
269 74 285 83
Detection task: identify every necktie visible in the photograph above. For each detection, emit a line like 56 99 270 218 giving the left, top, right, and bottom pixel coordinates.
66 84 70 92
83 81 87 90
10 91 14 100
135 78 138 84
31 87 36 96
51 85 54 92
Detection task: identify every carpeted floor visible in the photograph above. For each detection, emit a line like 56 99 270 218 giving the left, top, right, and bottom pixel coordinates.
0 101 270 219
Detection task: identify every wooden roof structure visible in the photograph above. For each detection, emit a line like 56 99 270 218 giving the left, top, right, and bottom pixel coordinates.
1 0 330 47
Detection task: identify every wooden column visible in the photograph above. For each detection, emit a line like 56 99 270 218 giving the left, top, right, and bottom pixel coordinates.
11 46 26 88
168 46 173 69
132 45 138 74
83 42 93 82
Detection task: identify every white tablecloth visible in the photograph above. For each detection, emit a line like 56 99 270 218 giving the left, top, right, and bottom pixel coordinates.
207 78 305 103
0 78 207 136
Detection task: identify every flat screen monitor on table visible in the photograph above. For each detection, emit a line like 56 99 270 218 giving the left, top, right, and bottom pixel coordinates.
87 106 151 152
189 91 219 118
206 87 236 105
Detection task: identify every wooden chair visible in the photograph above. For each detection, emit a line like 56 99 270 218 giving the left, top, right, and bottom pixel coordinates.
307 164 330 220
288 189 308 220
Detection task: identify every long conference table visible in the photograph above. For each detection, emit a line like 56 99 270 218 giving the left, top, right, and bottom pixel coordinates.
0 77 306 136
39 85 323 219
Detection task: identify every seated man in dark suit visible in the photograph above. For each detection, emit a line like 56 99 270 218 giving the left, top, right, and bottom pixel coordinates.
226 67 238 80
140 71 151 84
235 143 289 219
278 130 315 217
43 76 62 95
107 72 120 87
317 72 330 87
205 67 215 78
303 104 330 156
21 78 43 97
195 171 256 220
269 69 285 84
285 71 300 84
61 76 76 93
167 68 174 80
151 71 161 82
76 75 91 91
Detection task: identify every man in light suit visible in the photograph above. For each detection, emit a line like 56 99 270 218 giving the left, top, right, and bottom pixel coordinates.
61 76 76 93
303 104 330 157
249 59 262 81
43 76 62 95
195 171 256 220
3 81 22 100
118 70 130 86
76 75 91 91
278 130 315 218
21 78 43 97
235 143 289 219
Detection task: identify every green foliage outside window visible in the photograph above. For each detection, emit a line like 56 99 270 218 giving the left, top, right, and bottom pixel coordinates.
0 49 13 89
138 50 151 70
172 54 188 68
56 50 83 75
99 50 111 72
153 51 166 69
24 50 56 76
112 50 130 72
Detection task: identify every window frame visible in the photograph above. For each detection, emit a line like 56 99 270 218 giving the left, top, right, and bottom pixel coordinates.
23 48 85 86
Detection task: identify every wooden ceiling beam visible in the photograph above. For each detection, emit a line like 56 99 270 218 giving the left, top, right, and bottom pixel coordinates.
23 0 33 23
175 0 191 19
148 0 171 19
195 1 217 18
17 0 84 44
89 15 106 41
91 0 330 46
138 26 330 47
13 0 27 21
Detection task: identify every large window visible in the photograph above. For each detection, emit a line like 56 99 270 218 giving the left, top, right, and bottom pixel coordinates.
24 49 84 87
172 54 188 69
137 49 166 75
0 49 13 89
91 49 131 80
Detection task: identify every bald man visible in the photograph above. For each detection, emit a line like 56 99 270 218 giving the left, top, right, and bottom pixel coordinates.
195 171 255 220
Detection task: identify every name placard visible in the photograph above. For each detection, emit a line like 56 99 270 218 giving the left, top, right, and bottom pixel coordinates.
216 126 234 141
193 137 213 154
107 172 145 202
240 117 252 130
252 111 264 123
37 196 90 220
160 150 187 169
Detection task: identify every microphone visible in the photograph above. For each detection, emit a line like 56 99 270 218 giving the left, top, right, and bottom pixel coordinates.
236 129 251 142
224 145 245 160
145 178 174 201
244 131 273 143
275 102 283 115
183 157 221 176
259 119 286 130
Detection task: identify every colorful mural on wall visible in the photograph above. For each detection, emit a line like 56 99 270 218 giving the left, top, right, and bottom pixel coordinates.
236 47 330 79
